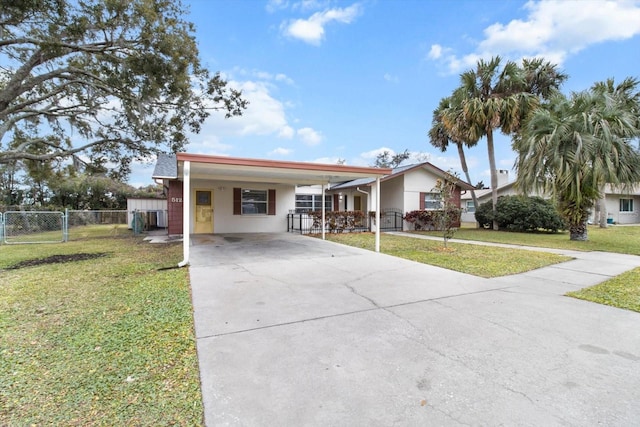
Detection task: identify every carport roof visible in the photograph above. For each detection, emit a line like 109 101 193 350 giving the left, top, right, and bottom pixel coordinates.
154 153 391 186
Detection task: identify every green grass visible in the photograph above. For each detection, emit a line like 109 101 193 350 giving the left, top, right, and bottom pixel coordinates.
567 268 640 313
417 225 640 255
0 232 202 426
319 233 570 278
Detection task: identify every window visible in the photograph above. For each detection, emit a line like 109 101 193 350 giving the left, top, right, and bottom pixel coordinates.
423 192 441 210
620 198 634 212
241 189 267 214
233 188 276 215
466 200 475 213
295 194 332 213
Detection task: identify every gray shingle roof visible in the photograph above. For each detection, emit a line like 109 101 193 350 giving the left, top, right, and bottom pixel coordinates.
152 153 178 179
330 163 424 189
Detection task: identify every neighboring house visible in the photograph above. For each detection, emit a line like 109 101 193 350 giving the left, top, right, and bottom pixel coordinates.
459 171 640 226
596 184 640 224
329 162 474 230
151 152 390 238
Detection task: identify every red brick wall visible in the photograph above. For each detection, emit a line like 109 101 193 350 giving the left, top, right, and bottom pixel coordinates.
167 180 184 235
451 187 462 227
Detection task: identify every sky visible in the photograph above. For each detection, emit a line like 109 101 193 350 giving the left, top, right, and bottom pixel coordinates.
130 0 640 188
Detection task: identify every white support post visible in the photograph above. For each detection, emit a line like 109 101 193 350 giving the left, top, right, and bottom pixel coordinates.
321 184 326 240
179 160 191 267
375 177 381 253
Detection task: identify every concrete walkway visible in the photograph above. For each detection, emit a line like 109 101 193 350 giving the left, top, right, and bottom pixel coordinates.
188 233 640 426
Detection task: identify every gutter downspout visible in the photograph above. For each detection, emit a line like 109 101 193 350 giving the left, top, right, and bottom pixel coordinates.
375 177 381 253
321 183 326 240
356 187 369 196
178 160 191 267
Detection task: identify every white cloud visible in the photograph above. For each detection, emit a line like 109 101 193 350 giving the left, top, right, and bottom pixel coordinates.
428 44 443 59
310 156 344 164
275 73 295 85
278 125 295 139
297 127 323 145
281 4 361 45
383 73 399 83
270 147 293 156
203 79 294 139
430 0 640 73
232 68 295 86
266 0 288 13
188 136 233 155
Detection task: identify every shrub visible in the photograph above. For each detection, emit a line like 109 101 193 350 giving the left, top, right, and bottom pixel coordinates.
475 196 565 232
308 210 367 233
404 209 461 231
474 200 494 228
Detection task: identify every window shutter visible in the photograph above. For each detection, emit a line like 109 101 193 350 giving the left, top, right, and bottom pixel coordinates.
419 192 426 210
268 189 276 215
233 188 241 215
333 194 339 211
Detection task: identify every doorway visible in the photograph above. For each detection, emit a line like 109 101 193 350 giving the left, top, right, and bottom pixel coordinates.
194 190 213 234
354 195 362 211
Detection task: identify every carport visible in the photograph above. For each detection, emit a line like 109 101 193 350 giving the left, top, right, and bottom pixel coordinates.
166 153 391 266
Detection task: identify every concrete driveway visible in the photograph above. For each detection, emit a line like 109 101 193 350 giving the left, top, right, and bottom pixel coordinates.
188 233 640 426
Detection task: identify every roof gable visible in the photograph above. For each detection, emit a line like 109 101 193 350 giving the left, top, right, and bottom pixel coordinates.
331 162 474 190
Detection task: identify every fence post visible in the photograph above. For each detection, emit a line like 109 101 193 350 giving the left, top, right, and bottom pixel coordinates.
64 208 69 242
0 212 3 244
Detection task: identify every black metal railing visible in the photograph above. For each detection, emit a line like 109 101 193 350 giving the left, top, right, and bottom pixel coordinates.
287 209 404 234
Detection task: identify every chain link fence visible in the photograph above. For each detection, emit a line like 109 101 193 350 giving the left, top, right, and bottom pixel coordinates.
0 209 131 244
1 211 66 244
0 208 168 244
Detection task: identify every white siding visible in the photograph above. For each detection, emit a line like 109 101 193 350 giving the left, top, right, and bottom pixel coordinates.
380 176 403 211
403 168 440 213
189 179 295 233
127 198 168 228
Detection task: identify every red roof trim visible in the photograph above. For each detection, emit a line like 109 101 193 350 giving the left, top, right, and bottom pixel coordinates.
176 153 391 175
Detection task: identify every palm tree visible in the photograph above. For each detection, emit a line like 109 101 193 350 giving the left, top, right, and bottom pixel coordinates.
428 97 479 211
455 56 566 229
515 78 640 240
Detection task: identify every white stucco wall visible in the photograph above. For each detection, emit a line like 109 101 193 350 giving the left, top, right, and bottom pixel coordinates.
380 176 404 211
604 194 640 224
188 179 295 233
403 168 441 213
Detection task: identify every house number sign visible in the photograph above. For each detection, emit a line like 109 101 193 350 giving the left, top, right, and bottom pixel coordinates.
171 197 183 203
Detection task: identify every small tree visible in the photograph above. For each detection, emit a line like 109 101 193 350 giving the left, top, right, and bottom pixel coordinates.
432 173 462 248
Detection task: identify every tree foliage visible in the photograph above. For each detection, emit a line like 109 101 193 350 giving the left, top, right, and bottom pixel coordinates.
429 96 479 212
439 56 566 230
515 77 640 240
373 149 411 168
0 0 247 177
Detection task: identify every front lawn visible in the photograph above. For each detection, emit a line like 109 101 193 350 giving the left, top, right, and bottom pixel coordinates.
418 225 640 255
0 233 202 426
567 268 640 313
318 233 570 278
